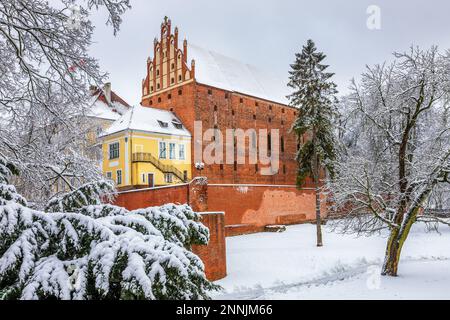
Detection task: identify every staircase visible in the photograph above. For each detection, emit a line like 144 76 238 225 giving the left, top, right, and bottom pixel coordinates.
132 152 186 182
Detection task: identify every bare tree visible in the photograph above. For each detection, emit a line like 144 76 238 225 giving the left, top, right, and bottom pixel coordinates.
0 0 130 206
330 46 450 276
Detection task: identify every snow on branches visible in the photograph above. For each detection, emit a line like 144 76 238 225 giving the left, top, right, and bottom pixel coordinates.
0 158 218 300
329 46 450 276
0 0 131 206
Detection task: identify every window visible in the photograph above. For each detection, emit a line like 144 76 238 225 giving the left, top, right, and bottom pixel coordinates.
172 120 183 130
281 136 285 153
159 142 167 159
283 165 287 174
225 93 229 99
208 89 212 95
106 172 112 180
255 102 259 107
158 120 168 128
169 143 176 159
183 170 188 182
232 110 235 116
269 105 272 110
268 117 272 123
171 78 174 84
158 97 161 103
179 75 182 81
164 173 173 183
178 89 183 95
255 164 259 173
282 108 285 113
253 114 256 120
179 144 185 160
156 69 160 76
240 98 244 103
168 93 172 99
149 100 153 105
234 161 237 171
220 164 224 171
214 105 218 112
171 63 175 70
109 142 119 160
142 173 146 183
116 170 122 185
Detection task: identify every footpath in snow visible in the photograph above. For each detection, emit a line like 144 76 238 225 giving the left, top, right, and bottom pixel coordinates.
213 223 450 300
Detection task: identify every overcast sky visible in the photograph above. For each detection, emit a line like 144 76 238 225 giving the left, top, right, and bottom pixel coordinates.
89 0 450 105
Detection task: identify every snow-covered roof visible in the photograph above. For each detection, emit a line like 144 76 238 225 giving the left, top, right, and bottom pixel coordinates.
101 106 191 138
86 88 130 121
188 43 291 105
88 98 122 121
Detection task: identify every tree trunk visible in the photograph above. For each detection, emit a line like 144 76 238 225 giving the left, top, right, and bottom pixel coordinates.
315 182 323 247
382 210 417 276
311 126 323 248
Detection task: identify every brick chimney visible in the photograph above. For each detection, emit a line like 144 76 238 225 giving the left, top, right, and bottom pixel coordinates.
103 82 112 105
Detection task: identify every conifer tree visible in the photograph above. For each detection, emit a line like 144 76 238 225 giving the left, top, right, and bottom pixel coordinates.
288 40 338 247
0 154 218 300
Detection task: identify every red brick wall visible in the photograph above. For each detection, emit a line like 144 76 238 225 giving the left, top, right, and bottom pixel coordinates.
114 184 189 210
208 184 327 228
192 212 227 281
114 183 227 281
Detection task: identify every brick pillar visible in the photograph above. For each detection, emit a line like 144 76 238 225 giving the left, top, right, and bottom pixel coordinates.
192 212 227 281
190 177 227 281
189 177 208 212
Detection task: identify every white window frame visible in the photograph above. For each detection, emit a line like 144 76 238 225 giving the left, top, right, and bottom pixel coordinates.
116 170 122 185
109 142 120 160
169 143 176 160
159 141 167 159
164 173 173 183
179 144 185 160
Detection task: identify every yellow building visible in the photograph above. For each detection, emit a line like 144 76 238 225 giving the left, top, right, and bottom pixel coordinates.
99 106 192 189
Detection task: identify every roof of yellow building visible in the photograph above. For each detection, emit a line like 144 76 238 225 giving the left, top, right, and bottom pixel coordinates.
100 106 191 138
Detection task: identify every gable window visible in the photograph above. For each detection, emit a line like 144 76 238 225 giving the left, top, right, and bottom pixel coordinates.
109 142 120 160
158 120 168 128
164 173 173 183
172 120 183 130
116 170 122 185
179 144 185 160
169 143 176 159
159 142 167 159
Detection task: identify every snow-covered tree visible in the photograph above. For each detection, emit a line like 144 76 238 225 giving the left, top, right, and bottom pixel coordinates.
0 0 131 206
288 39 339 247
330 46 450 276
0 155 218 300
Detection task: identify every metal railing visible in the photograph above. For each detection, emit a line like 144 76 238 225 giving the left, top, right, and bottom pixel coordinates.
132 152 186 182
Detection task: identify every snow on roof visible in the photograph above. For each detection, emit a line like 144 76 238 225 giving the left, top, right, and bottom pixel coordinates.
101 106 191 138
86 88 130 121
188 43 291 105
88 98 122 121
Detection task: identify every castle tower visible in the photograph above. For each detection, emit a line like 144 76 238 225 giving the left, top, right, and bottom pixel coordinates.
142 17 195 100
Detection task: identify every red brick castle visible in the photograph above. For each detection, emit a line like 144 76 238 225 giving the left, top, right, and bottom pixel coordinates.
140 17 306 185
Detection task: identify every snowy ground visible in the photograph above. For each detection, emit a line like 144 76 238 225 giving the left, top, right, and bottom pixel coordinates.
213 222 450 300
